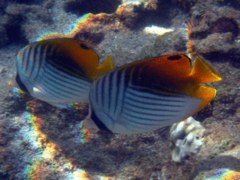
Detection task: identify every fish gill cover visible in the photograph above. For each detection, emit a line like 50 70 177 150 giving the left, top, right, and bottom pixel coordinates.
0 0 240 179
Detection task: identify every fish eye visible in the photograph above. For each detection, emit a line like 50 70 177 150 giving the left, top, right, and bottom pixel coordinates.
167 55 182 61
80 43 90 50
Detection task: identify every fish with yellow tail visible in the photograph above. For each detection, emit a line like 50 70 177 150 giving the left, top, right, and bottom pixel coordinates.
88 53 222 134
16 38 113 107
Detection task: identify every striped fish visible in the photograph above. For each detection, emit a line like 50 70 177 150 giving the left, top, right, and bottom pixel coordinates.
16 38 113 107
89 53 222 134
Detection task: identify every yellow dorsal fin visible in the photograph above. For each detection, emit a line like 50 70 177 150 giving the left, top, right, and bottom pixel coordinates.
191 56 222 83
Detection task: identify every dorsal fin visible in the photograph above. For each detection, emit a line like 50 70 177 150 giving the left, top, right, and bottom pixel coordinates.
191 56 222 83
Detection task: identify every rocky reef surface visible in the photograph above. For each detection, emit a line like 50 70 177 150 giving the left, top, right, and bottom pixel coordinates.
0 0 240 179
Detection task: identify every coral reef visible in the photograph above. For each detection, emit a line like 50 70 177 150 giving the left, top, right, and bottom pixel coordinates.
0 0 240 179
186 1 240 67
170 117 205 162
64 0 121 16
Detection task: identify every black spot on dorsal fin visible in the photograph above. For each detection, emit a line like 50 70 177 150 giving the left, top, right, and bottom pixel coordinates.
167 55 182 61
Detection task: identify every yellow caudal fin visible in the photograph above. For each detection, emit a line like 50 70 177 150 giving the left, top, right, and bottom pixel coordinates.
191 56 222 83
92 55 114 80
193 85 217 114
102 55 114 70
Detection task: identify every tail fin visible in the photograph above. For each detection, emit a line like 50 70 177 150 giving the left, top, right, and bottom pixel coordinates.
93 55 114 80
191 56 222 83
102 55 114 70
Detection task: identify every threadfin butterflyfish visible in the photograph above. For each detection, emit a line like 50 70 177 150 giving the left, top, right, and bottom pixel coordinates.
89 53 222 134
16 38 113 107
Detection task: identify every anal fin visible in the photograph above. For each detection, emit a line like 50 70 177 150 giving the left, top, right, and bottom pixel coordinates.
192 85 217 114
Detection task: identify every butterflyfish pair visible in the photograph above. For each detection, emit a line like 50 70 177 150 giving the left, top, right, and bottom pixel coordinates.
16 38 113 107
89 53 222 134
16 39 222 134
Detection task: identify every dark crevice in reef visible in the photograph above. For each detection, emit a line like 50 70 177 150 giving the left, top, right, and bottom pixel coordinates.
64 0 121 16
217 0 240 9
202 51 240 68
0 1 8 14
74 31 105 45
7 0 42 5
173 0 196 12
189 31 209 40
188 17 238 40
5 16 28 44
194 102 214 121
0 173 9 180
209 17 238 40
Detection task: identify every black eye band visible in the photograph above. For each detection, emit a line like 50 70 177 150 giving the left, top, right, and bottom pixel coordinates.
80 43 90 50
167 55 182 60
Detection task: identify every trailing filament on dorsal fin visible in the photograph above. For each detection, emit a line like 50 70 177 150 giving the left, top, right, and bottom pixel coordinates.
191 56 222 83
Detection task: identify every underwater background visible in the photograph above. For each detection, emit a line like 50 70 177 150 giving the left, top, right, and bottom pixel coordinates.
0 0 240 179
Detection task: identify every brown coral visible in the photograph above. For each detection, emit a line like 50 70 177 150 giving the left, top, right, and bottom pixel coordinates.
210 17 238 41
